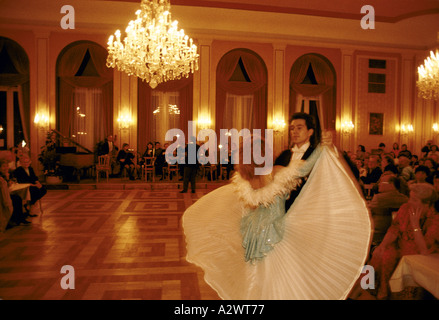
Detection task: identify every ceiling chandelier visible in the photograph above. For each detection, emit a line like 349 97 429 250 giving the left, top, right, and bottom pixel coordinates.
417 50 439 100
106 0 199 89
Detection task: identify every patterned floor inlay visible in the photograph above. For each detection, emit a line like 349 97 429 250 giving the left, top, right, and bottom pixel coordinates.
0 186 225 300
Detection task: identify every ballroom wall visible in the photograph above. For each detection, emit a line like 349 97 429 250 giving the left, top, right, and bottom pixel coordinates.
0 1 438 174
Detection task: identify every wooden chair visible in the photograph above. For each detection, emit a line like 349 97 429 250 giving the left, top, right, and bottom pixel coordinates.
203 164 216 181
143 157 155 182
220 166 229 180
96 155 111 183
166 163 179 181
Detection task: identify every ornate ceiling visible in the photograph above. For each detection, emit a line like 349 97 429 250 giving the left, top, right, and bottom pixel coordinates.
108 0 439 22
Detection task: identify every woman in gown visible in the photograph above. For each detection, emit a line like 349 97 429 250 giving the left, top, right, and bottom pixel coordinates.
183 137 372 300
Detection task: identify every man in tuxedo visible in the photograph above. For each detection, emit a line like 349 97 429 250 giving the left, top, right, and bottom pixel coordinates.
13 155 47 215
180 137 201 194
99 135 119 175
274 112 328 212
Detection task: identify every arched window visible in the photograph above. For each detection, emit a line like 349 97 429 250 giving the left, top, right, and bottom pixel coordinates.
0 37 29 150
56 41 113 150
216 49 267 134
289 54 336 138
137 76 193 154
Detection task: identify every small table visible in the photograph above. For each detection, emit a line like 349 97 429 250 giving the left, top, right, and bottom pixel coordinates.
389 253 439 299
9 183 31 201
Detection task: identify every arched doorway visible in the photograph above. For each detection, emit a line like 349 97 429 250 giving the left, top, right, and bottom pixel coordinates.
289 53 336 141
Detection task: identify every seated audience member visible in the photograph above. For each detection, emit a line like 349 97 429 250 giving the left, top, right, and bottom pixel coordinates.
142 142 155 158
0 159 30 228
423 157 437 173
369 175 409 244
356 145 366 160
398 144 412 159
397 155 415 182
428 145 439 158
13 155 47 215
351 183 439 300
117 143 136 180
381 155 395 172
421 140 433 158
355 159 367 179
361 156 382 185
408 165 431 186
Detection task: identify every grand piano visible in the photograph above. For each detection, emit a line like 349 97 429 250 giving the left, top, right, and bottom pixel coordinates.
52 129 95 182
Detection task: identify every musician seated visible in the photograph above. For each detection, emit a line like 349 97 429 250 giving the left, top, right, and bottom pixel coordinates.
13 155 47 216
117 143 136 180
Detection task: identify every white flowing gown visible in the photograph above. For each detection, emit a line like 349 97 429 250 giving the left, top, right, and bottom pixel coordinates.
182 147 372 300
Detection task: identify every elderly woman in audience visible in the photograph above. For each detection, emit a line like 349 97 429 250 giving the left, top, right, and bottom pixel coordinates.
352 183 439 300
13 155 47 215
0 158 30 228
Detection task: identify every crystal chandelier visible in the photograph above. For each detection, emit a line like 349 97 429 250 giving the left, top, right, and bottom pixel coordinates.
106 0 199 89
417 50 439 100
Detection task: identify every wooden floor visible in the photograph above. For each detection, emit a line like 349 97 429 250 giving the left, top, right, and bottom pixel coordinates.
0 181 226 300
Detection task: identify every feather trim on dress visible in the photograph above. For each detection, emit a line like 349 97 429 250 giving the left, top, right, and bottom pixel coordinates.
231 159 306 209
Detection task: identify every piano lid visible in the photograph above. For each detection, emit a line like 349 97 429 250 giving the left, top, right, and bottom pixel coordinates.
51 129 93 154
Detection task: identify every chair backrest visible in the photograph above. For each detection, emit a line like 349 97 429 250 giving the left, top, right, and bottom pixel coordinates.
144 157 155 167
98 155 110 167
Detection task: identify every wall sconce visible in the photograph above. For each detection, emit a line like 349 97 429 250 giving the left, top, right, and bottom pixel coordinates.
341 121 355 135
272 118 286 133
197 118 211 130
34 113 49 129
0 125 3 134
117 114 132 129
433 123 439 133
401 124 414 136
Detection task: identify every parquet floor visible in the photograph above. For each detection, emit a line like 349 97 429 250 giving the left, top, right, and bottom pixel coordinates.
0 184 225 300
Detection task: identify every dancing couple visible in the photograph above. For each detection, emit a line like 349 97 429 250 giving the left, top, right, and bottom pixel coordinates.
183 112 372 300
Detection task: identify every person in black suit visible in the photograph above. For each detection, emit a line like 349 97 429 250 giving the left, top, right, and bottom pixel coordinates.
117 143 136 180
274 112 324 212
180 137 201 193
99 135 119 175
13 155 47 215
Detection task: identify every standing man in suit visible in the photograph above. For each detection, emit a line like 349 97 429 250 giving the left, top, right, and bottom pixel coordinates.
13 155 47 216
274 112 332 212
180 137 201 194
